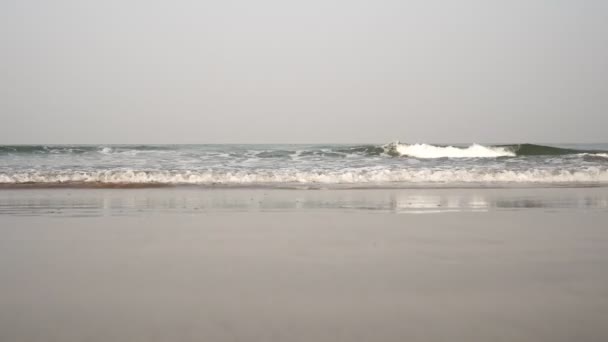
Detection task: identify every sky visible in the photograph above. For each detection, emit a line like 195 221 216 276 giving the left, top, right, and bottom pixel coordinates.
1 0 607 144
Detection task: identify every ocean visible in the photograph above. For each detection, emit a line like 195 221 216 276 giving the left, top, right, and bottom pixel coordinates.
1 142 607 188
2 144 608 341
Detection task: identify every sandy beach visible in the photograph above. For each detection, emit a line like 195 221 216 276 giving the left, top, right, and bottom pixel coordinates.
1 188 607 342
4 0 607 340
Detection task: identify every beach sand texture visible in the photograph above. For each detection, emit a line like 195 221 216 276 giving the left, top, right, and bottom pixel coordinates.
0 188 607 342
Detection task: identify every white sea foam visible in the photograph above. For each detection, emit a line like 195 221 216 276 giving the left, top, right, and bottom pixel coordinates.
580 153 608 159
390 143 515 158
1 168 607 186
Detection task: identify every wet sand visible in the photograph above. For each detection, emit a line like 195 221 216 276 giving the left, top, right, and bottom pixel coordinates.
1 188 607 342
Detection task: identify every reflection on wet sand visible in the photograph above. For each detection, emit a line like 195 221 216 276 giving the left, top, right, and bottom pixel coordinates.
1 189 608 342
0 188 607 217
392 195 490 213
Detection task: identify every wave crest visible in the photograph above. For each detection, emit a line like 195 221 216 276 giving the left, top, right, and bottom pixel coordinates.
383 142 515 158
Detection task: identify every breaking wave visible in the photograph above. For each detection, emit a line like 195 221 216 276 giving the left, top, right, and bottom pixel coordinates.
381 142 608 158
1 168 607 188
1 143 607 189
383 142 515 158
0 143 606 159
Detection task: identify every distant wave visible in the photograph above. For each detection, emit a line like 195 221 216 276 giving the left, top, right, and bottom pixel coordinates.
504 144 598 156
382 142 607 158
579 153 608 160
0 145 174 155
0 145 95 154
0 143 606 158
1 168 607 188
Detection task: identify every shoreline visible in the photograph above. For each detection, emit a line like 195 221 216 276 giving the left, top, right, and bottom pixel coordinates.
1 182 608 189
1 187 607 216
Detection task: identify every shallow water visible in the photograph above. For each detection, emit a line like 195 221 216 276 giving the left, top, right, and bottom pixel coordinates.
0 187 607 217
1 143 608 187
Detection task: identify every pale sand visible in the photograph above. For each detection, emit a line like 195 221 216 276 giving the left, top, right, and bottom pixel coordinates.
0 188 607 342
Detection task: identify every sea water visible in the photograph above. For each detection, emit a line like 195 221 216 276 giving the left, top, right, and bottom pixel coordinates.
1 142 607 188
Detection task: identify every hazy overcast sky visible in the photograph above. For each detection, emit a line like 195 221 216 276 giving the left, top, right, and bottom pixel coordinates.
1 0 607 144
